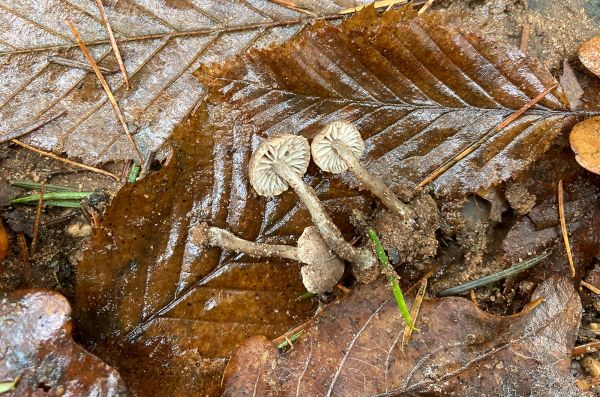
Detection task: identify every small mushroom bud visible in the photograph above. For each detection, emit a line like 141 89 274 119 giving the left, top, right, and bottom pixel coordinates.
191 223 344 293
311 121 415 222
249 134 376 274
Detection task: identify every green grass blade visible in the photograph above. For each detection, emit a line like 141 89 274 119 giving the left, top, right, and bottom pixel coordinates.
368 229 416 330
10 191 93 204
11 180 74 192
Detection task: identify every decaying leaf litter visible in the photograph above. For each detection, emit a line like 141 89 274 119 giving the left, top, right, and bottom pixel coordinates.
3 0 600 396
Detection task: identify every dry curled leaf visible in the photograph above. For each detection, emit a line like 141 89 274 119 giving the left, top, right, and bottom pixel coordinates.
579 35 600 78
0 290 126 396
222 277 581 396
570 116 600 175
0 0 363 163
198 6 576 197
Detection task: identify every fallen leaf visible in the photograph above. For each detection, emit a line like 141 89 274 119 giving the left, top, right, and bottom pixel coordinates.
560 59 584 110
579 35 600 78
570 116 600 175
0 0 367 163
0 289 126 396
221 277 581 396
197 6 576 196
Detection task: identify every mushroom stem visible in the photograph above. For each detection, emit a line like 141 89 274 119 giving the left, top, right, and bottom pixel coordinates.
332 141 415 221
207 227 300 261
272 162 375 267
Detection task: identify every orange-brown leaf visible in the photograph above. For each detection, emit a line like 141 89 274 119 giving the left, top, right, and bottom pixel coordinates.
579 35 600 78
570 116 600 175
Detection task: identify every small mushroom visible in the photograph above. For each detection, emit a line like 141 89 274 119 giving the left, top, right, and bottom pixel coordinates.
191 223 344 293
249 134 376 274
311 121 414 222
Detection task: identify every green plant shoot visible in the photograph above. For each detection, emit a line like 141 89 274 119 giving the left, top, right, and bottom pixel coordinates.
368 229 416 330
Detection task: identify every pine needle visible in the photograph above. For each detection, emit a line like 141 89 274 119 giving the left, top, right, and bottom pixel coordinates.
30 181 45 256
401 277 427 350
340 0 408 15
368 229 416 330
415 83 558 189
94 0 130 89
417 0 435 15
558 180 576 277
66 19 142 164
269 0 317 16
48 55 118 74
11 139 118 180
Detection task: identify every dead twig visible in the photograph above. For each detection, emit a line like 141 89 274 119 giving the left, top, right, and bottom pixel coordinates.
48 55 118 74
520 23 530 55
11 139 118 180
0 110 66 144
416 83 558 188
417 0 435 15
95 0 130 89
573 340 600 357
558 180 576 277
340 0 407 15
30 181 45 256
269 0 317 16
582 280 600 295
66 19 142 164
402 277 428 350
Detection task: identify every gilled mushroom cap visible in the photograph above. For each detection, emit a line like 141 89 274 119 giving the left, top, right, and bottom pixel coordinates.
311 121 365 174
249 134 310 196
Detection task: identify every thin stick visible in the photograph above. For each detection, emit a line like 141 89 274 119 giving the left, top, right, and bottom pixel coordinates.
415 83 558 189
582 280 600 295
520 23 530 55
30 181 45 256
573 340 600 357
273 320 310 345
10 139 118 180
269 0 317 16
340 0 407 15
66 19 142 163
0 110 66 144
48 55 118 74
95 0 130 89
558 180 576 277
418 0 435 15
402 277 427 350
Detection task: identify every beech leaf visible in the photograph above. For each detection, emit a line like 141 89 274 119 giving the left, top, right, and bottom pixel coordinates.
570 116 600 175
0 290 126 396
222 277 582 396
198 6 578 196
0 0 366 163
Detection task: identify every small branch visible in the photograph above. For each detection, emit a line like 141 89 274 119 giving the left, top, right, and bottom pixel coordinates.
0 110 66 144
30 181 45 256
416 83 558 189
573 340 600 357
10 139 118 180
48 55 118 74
558 180 576 277
95 0 130 89
582 280 600 294
66 19 142 163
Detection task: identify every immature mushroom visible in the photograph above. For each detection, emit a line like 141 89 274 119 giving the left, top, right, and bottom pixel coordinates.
249 134 376 274
191 223 344 293
311 121 415 221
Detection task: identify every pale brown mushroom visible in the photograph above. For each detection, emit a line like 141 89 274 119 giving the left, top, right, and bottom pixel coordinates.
249 134 376 274
191 223 344 293
311 121 414 221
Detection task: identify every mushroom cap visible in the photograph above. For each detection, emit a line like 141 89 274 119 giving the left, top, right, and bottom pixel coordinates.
297 227 345 293
311 121 365 174
248 134 310 196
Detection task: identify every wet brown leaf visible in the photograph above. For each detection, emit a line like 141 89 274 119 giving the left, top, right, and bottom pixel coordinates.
198 7 577 196
0 220 7 262
74 105 372 395
0 0 366 163
579 35 600 78
222 277 581 396
570 116 600 175
0 289 126 396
